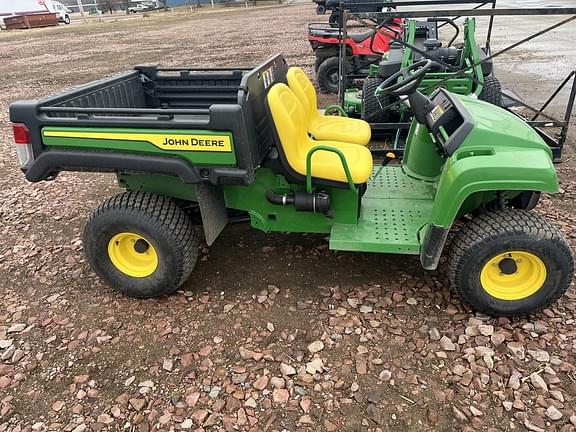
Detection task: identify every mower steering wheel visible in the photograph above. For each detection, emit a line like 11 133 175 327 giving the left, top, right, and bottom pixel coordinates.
375 59 434 97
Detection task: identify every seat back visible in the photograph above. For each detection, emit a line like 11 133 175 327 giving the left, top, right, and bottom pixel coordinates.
266 83 310 171
286 67 319 120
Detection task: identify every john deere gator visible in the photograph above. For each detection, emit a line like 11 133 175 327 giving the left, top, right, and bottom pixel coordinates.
10 55 573 316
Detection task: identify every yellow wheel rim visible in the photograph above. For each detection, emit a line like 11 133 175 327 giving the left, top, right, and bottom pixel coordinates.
480 251 547 301
107 232 158 278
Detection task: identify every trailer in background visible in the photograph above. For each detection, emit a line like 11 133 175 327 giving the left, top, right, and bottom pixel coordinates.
0 0 62 29
3 12 59 29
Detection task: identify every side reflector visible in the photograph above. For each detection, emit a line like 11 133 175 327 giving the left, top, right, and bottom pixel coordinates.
12 123 30 145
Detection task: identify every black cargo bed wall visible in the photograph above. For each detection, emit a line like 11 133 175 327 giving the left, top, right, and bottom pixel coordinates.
41 71 147 117
135 66 244 109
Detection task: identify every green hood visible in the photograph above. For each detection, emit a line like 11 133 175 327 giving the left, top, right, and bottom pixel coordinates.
458 96 553 158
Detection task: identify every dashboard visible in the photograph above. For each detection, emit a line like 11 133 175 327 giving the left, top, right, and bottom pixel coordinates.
425 89 474 155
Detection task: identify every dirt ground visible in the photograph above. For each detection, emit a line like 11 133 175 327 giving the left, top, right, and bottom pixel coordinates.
1 4 576 432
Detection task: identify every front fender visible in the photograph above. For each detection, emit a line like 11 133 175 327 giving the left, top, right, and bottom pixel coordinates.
430 146 558 228
420 146 557 270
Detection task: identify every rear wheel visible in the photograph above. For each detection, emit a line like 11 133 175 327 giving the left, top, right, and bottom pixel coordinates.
361 77 389 123
478 75 503 107
317 57 341 94
447 209 573 316
83 191 199 298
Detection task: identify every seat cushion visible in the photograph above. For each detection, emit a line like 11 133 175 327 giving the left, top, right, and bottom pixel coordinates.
286 67 318 118
267 83 373 185
309 116 372 147
349 29 375 43
286 67 372 147
296 141 374 184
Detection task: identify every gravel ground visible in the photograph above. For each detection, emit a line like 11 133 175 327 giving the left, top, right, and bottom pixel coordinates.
0 4 576 432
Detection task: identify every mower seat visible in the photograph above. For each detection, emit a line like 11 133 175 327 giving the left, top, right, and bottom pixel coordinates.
286 67 371 147
349 29 375 43
267 83 373 185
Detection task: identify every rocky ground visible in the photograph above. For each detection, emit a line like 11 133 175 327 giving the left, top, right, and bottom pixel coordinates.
0 3 576 432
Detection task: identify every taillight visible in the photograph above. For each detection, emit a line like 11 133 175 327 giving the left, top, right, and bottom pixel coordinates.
13 123 30 144
12 123 34 168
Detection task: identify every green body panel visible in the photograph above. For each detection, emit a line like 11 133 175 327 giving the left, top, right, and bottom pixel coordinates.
118 174 199 201
344 88 362 115
223 168 358 233
427 96 558 227
42 127 237 166
402 122 444 181
420 72 474 96
431 147 557 227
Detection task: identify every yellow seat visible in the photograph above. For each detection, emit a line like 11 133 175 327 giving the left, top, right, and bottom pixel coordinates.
286 67 372 146
267 83 373 185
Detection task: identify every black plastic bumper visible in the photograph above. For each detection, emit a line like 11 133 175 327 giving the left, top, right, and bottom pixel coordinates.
24 150 249 186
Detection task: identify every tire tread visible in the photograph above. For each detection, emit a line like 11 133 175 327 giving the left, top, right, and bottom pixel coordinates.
447 209 573 316
361 77 389 123
85 192 198 296
478 75 503 107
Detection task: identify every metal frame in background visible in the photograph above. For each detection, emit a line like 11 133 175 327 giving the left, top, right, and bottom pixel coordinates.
335 0 497 98
335 2 576 159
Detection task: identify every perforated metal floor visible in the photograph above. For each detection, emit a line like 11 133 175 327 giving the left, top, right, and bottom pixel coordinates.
365 166 436 200
330 167 435 254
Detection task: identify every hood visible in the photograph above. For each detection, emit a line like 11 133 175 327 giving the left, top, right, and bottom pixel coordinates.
458 96 552 158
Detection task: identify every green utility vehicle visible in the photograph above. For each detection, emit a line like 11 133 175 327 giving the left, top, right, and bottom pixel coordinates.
10 55 573 316
344 18 501 124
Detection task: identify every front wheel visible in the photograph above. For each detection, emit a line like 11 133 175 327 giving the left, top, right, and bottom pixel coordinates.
63 15 71 24
447 209 573 316
83 192 199 298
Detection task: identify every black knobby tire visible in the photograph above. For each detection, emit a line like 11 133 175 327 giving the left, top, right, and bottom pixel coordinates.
316 57 341 94
83 191 199 298
478 75 503 107
447 209 574 316
361 77 390 124
64 15 71 24
314 56 325 73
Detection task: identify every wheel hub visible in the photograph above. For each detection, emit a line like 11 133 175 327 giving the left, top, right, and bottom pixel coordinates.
107 232 158 278
133 238 150 253
498 257 518 275
480 251 547 301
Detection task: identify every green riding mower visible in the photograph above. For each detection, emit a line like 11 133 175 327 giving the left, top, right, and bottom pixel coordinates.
10 55 573 316
343 18 502 125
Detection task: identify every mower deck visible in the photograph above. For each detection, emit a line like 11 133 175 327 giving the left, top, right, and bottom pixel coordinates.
330 166 436 254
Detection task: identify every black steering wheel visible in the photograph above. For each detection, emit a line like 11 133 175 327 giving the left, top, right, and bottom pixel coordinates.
375 59 435 97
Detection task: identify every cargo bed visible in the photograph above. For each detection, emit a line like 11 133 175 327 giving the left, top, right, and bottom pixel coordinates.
10 55 289 185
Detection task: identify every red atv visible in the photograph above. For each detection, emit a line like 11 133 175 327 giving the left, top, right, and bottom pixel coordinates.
308 21 402 93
